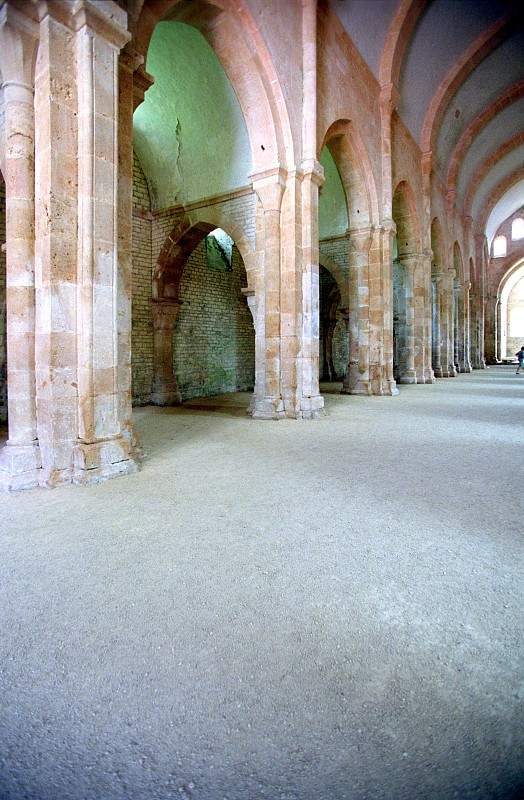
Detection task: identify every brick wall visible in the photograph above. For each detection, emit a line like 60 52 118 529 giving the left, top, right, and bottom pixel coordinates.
132 152 255 404
0 180 6 423
319 242 349 380
174 239 255 399
132 153 154 405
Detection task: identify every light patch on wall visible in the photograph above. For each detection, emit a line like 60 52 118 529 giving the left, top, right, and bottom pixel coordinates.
133 21 252 210
206 229 233 272
319 147 348 240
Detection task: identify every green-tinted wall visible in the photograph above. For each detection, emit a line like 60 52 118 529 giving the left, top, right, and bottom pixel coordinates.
133 21 252 210
319 147 348 240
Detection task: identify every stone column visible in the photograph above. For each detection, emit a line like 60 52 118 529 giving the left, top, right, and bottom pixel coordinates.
376 221 398 395
118 47 148 451
150 300 182 406
438 270 457 377
463 282 472 372
431 275 443 376
454 279 465 372
412 251 434 384
241 288 257 413
72 2 137 484
0 3 41 491
397 254 417 384
421 250 435 383
251 169 286 419
34 1 138 486
342 226 373 395
295 159 325 418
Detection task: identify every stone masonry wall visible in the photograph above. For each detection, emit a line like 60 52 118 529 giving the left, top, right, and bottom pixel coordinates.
0 180 6 423
132 152 256 404
174 240 255 400
132 153 154 405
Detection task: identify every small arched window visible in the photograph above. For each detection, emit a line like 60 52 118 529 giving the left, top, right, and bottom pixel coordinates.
493 235 507 258
511 217 524 241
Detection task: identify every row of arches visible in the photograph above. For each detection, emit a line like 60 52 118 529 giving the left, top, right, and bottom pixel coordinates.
0 0 491 490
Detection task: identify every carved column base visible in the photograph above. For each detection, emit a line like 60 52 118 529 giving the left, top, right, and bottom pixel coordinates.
423 368 436 384
298 394 325 419
251 395 286 420
150 385 182 406
0 442 41 492
381 378 399 396
397 370 417 384
72 435 139 487
341 365 373 395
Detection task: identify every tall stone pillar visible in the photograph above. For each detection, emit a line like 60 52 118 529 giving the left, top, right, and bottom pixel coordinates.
0 3 41 491
150 300 182 405
342 226 373 395
454 279 465 372
251 169 286 419
422 250 435 383
118 48 149 451
73 3 137 484
241 288 257 413
34 1 138 486
438 270 457 377
294 159 325 418
376 221 398 395
464 283 472 372
397 254 417 384
412 251 434 384
431 275 443 376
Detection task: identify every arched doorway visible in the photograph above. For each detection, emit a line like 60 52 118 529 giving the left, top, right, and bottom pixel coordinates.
319 119 380 394
151 222 255 407
497 260 524 361
318 260 348 388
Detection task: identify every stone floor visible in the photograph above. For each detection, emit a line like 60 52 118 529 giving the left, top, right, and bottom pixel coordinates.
1 366 523 800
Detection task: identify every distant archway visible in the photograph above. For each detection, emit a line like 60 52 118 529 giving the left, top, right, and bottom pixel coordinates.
152 221 255 406
497 259 524 361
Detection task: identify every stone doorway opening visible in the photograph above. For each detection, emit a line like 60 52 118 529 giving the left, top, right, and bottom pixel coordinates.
149 224 255 414
319 264 347 392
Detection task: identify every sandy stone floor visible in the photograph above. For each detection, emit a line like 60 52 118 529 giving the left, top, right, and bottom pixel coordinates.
1 366 523 800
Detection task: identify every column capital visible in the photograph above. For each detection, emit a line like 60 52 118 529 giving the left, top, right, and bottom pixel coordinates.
0 2 39 88
421 150 432 176
400 252 422 272
250 167 286 211
151 299 183 330
379 82 399 115
119 45 144 74
38 0 130 50
377 218 397 236
297 158 325 187
347 226 374 256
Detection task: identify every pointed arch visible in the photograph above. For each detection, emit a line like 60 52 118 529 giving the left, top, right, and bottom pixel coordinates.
446 79 524 195
379 0 428 90
318 252 349 308
320 119 379 227
431 216 445 270
463 133 524 218
420 15 513 157
453 241 464 282
392 180 421 255
153 216 254 301
133 0 294 173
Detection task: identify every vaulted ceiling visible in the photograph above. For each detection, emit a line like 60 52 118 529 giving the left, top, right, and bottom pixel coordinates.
329 0 524 242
